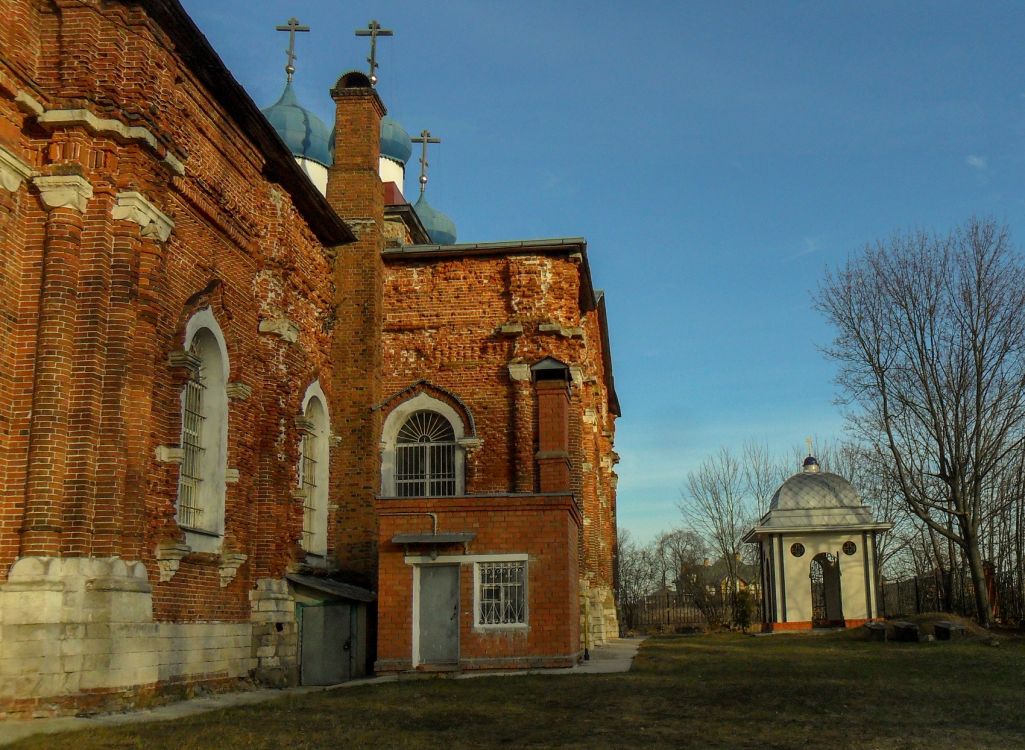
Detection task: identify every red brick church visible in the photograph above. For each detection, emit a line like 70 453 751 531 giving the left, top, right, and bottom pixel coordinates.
0 0 620 715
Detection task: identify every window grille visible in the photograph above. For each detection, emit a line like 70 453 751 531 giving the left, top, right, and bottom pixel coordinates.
478 561 526 625
177 355 205 529
396 410 456 497
299 430 317 548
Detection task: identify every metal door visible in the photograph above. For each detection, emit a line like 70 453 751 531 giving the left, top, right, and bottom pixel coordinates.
299 601 352 685
418 565 459 665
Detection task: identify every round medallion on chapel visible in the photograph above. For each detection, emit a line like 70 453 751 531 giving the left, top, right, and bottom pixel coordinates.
790 542 806 557
842 541 857 556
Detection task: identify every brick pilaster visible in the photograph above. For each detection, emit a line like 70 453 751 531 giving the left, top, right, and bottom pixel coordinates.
21 175 92 556
535 379 571 493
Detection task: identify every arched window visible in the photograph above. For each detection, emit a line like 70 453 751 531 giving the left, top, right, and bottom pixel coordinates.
176 308 229 551
298 382 330 556
396 410 456 497
380 392 467 497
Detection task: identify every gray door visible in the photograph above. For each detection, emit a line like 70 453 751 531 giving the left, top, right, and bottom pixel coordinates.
419 565 459 664
299 602 352 685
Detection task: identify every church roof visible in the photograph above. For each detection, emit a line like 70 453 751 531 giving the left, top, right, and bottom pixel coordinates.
381 116 413 164
413 194 458 245
137 0 353 246
261 82 333 167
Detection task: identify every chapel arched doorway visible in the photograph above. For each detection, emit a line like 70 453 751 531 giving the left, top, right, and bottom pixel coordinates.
810 552 843 627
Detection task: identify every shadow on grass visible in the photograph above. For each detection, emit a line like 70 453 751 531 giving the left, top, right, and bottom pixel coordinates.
11 633 1025 750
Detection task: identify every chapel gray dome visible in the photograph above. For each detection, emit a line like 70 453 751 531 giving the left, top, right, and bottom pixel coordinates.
769 471 861 511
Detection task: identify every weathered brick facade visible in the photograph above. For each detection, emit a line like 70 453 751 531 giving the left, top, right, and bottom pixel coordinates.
0 0 619 715
0 0 355 717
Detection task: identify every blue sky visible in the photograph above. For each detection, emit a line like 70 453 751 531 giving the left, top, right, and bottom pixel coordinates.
181 0 1025 543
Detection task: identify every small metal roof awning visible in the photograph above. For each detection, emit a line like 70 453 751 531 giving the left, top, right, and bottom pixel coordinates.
391 532 475 545
286 574 376 602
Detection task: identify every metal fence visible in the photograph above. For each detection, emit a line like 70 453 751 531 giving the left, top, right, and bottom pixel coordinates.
879 567 1023 625
621 590 762 632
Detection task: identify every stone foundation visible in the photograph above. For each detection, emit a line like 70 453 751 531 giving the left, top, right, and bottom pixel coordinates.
0 558 297 717
580 580 619 648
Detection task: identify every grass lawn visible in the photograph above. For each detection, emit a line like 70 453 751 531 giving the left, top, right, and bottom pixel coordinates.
10 632 1025 750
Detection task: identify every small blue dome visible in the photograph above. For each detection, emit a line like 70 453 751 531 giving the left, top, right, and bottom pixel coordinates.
414 194 457 245
261 83 332 167
380 116 412 164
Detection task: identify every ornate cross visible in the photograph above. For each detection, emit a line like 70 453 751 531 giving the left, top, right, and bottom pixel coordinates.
355 20 394 85
412 130 441 196
275 17 310 83
805 436 814 456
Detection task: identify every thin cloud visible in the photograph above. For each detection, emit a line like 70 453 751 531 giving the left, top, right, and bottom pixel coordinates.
782 235 822 262
965 155 987 170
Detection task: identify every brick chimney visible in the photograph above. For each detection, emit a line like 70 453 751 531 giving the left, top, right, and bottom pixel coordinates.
533 359 572 493
325 71 387 575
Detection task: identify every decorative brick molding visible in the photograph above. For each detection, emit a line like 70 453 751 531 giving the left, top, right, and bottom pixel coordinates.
33 174 93 212
155 541 191 582
111 191 174 241
225 381 252 401
258 317 300 343
218 552 248 587
0 145 35 192
168 349 202 373
154 445 183 464
538 322 584 339
36 108 186 175
498 321 523 336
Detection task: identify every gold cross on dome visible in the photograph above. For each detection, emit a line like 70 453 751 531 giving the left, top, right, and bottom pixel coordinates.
411 130 441 196
355 20 394 86
805 436 814 456
275 17 310 83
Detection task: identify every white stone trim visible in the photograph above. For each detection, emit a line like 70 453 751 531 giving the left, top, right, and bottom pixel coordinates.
299 381 330 556
33 174 93 212
258 317 300 343
180 308 231 550
36 108 185 175
507 363 531 382
14 90 45 116
380 392 466 496
111 190 174 241
154 445 183 464
0 144 35 192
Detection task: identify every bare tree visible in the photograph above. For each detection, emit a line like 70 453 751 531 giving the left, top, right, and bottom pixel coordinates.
680 447 755 624
816 218 1025 626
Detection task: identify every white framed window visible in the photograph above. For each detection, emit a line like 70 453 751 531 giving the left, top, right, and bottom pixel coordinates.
176 308 229 552
475 561 528 628
380 393 466 497
298 382 330 557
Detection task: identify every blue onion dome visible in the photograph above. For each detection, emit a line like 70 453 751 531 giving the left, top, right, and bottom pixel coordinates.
414 194 457 245
380 116 412 164
261 82 332 167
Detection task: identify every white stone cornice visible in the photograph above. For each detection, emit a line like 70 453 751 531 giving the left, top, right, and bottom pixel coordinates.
0 144 36 192
36 108 185 176
112 190 174 241
14 90 45 116
33 174 93 212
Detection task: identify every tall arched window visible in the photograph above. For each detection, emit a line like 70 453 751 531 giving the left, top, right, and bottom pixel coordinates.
176 308 229 551
396 410 456 497
298 382 330 556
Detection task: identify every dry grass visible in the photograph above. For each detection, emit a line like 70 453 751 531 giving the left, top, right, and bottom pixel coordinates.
10 632 1025 750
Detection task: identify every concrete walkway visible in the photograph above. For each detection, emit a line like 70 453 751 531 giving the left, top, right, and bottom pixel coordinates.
0 637 646 746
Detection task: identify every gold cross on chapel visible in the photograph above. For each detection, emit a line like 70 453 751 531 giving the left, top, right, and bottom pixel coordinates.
412 130 441 196
275 17 310 83
355 20 394 86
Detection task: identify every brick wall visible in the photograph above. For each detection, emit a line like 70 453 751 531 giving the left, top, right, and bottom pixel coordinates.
0 0 347 712
375 495 581 671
